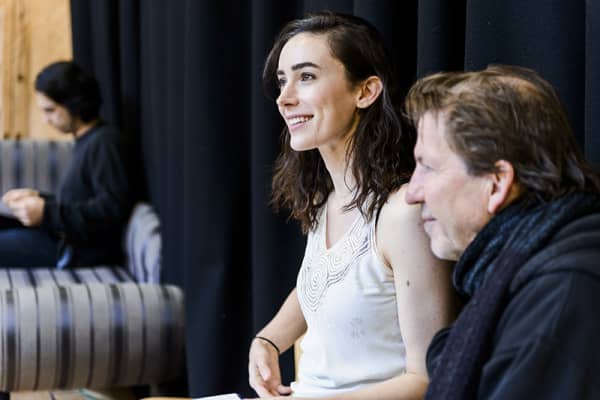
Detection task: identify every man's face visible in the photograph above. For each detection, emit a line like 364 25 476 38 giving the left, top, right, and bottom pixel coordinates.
406 112 494 261
36 92 75 133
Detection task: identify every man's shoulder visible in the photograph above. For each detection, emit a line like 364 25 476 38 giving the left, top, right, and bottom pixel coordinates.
494 213 600 357
512 211 600 286
91 123 121 141
80 123 124 151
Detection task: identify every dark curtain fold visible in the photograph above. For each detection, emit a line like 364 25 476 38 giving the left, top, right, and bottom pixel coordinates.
464 0 586 147
586 0 600 166
70 0 600 397
416 0 466 75
181 1 254 392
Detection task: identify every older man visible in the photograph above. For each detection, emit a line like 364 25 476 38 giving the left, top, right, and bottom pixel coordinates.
405 65 600 399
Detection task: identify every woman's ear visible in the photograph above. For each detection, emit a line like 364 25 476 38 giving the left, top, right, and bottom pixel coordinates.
488 159 519 214
356 76 383 109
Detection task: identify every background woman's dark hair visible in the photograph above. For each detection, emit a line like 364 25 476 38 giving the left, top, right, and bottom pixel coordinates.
264 11 415 233
35 61 102 122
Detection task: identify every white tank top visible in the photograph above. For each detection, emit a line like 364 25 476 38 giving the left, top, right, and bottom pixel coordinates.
291 206 406 397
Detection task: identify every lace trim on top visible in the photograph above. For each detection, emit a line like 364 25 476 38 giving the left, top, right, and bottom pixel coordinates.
298 207 370 312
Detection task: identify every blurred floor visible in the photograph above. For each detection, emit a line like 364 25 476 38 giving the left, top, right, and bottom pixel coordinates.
12 388 136 400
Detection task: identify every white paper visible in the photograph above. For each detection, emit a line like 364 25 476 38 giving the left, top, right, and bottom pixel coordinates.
193 394 241 400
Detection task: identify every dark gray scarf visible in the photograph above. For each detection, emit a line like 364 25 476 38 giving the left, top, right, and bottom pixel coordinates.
425 191 600 400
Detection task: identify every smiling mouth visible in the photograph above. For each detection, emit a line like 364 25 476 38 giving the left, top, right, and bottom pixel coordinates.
287 115 313 128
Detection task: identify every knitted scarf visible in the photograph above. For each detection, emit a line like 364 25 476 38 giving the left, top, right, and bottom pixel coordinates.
425 191 600 400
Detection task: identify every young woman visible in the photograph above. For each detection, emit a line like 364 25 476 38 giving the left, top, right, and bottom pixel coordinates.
248 12 456 399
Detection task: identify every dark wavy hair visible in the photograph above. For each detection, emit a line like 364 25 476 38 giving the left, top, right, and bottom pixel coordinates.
34 61 101 122
405 64 600 207
264 11 414 233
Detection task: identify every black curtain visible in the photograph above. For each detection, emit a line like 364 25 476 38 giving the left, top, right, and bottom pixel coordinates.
70 0 600 397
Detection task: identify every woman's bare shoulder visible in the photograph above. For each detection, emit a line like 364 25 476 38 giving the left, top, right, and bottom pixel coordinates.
378 185 422 228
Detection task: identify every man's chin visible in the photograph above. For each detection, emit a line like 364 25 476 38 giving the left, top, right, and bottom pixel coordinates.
431 239 460 261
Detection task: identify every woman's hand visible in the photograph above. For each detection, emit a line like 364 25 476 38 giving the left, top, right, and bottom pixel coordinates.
248 337 292 398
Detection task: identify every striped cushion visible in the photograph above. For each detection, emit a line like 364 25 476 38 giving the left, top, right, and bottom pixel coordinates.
0 139 73 194
0 139 185 391
125 204 162 283
0 268 184 391
0 267 134 289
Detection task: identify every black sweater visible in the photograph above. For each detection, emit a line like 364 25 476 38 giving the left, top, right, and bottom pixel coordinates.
41 123 132 266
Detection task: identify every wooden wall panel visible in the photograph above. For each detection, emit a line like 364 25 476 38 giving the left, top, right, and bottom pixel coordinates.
0 0 72 140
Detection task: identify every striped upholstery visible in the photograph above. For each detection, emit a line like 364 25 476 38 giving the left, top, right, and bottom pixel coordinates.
0 278 184 391
0 139 73 195
0 139 185 391
125 204 162 283
0 267 134 289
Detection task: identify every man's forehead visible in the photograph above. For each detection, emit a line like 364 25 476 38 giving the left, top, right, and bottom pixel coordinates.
417 111 448 147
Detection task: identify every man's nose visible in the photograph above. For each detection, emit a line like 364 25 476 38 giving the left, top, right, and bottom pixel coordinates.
405 168 424 204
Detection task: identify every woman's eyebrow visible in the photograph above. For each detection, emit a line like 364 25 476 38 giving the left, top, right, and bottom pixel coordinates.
291 62 320 70
277 62 321 75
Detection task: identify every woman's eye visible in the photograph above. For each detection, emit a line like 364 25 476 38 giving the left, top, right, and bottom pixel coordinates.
300 72 315 81
277 78 287 88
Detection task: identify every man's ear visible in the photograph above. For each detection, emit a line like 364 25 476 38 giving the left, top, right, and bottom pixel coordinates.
488 159 518 214
356 76 383 109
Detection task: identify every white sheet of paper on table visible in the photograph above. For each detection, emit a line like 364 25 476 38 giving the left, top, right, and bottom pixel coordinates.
194 394 241 400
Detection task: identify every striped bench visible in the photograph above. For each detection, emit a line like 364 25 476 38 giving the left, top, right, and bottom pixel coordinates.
0 139 184 392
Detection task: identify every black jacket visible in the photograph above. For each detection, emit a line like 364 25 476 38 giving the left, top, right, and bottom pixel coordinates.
428 212 600 399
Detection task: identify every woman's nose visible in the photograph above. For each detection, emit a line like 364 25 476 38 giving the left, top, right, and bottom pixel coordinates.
276 83 298 108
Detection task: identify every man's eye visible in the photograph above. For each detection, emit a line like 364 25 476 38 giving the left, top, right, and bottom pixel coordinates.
418 161 433 171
